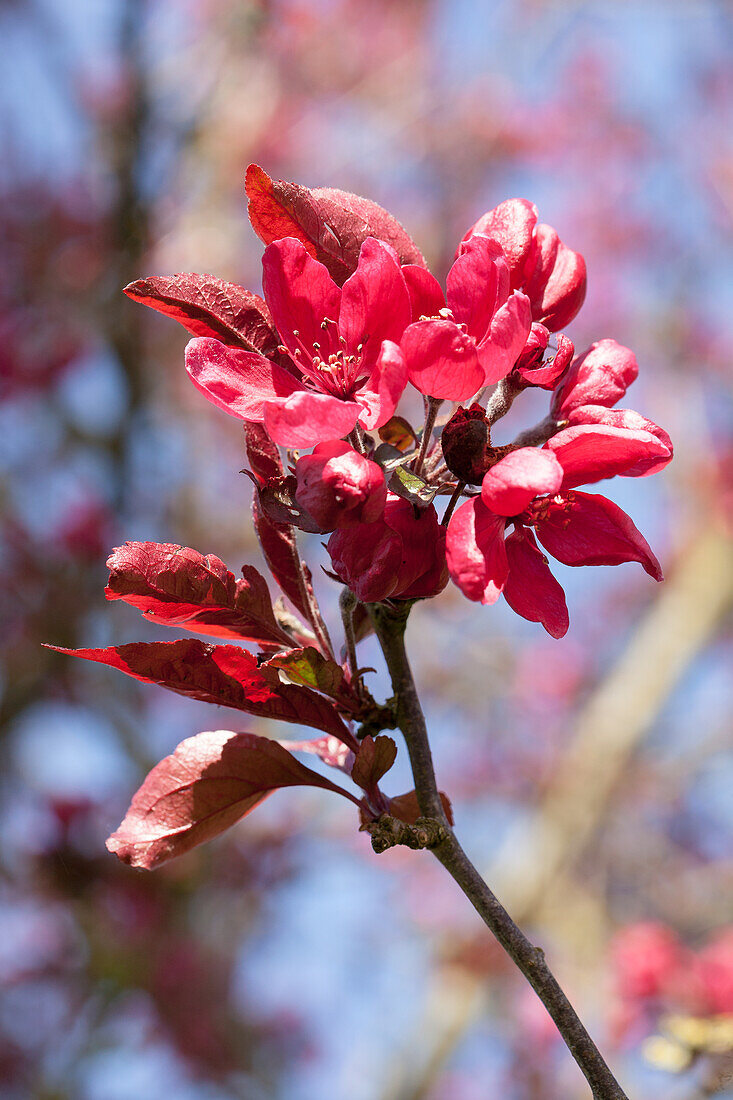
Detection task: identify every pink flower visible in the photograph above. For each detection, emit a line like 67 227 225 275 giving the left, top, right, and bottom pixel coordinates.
552 338 638 418
399 236 532 401
462 198 587 332
693 929 733 1015
185 236 411 447
294 441 386 532
611 923 685 1002
446 423 668 637
327 495 448 603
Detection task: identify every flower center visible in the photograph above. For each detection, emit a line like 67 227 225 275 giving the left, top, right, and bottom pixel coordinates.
280 318 367 399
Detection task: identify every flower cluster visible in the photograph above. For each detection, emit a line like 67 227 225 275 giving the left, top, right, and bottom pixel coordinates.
171 165 671 636
52 165 671 868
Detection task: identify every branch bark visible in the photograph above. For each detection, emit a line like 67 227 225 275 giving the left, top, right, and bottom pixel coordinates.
368 601 631 1100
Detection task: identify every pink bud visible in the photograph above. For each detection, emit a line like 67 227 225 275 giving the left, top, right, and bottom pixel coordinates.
552 338 638 417
294 441 386 533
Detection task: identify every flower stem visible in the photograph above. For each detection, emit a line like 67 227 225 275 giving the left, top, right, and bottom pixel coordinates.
486 376 523 425
413 397 442 478
340 588 364 698
368 602 631 1100
442 481 465 526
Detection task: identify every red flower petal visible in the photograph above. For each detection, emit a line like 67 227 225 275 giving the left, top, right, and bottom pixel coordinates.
462 198 538 287
481 448 563 516
105 542 288 647
565 405 673 476
356 339 408 430
446 235 509 342
382 497 448 600
107 730 358 868
546 423 671 489
339 238 411 371
503 527 569 638
532 238 587 331
402 263 446 322
327 496 447 602
476 290 533 385
261 237 342 363
263 390 361 447
446 496 508 604
518 331 574 389
552 338 638 417
185 337 301 421
534 492 663 580
403 318 483 401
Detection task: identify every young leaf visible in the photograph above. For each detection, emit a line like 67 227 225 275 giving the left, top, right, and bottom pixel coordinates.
105 542 290 648
351 735 397 792
373 442 410 472
388 790 454 826
264 646 346 700
246 164 426 285
48 640 353 740
253 475 323 533
107 729 360 869
378 416 418 453
388 465 438 507
124 273 281 356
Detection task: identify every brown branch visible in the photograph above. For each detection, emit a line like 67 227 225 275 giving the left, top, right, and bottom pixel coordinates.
376 520 733 1100
368 602 630 1100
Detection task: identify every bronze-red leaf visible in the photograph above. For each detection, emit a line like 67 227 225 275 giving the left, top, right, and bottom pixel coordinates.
107 729 359 869
124 272 281 355
351 735 398 792
245 164 426 285
105 542 290 648
388 789 454 826
48 640 353 741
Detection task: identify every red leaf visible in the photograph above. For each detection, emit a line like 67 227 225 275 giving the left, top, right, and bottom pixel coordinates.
48 640 353 740
243 421 284 486
252 497 312 620
243 422 313 620
388 790 454 826
245 164 426 285
107 729 359 869
503 527 569 639
105 542 290 648
351 735 397 792
123 273 281 356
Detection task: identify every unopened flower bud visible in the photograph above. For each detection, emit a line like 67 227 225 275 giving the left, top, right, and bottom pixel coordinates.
327 495 447 603
440 403 492 485
294 441 386 533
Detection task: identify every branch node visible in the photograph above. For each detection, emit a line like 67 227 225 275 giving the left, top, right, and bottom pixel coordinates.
367 814 449 854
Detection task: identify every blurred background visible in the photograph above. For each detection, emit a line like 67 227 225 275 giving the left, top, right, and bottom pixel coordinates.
1 1 732 1098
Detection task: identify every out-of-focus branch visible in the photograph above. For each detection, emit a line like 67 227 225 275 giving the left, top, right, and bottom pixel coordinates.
379 521 733 1100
